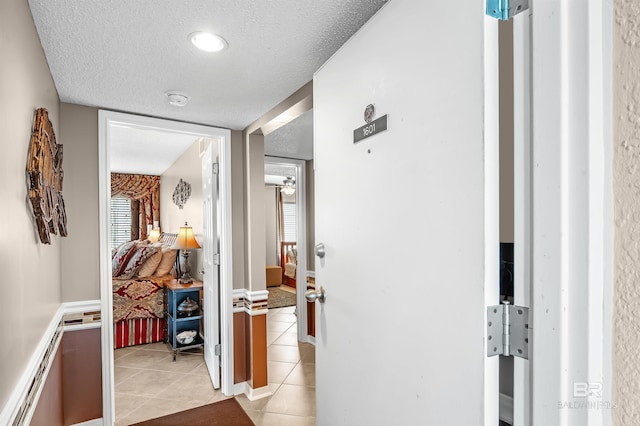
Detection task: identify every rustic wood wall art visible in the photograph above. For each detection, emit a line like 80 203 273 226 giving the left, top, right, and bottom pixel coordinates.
172 179 191 209
27 108 68 244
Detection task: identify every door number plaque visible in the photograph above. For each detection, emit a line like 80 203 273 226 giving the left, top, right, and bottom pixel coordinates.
354 114 388 143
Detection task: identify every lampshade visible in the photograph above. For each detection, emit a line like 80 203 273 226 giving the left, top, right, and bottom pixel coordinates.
173 222 201 249
148 228 160 243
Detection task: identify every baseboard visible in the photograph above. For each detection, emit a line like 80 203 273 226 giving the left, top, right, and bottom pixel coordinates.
232 382 245 396
499 392 514 425
232 382 272 401
245 383 272 401
0 305 64 425
71 418 103 426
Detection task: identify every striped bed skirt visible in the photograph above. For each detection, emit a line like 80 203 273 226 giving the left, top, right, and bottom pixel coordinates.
114 318 165 349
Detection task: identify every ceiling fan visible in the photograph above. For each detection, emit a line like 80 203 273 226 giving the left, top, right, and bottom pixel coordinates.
279 176 296 195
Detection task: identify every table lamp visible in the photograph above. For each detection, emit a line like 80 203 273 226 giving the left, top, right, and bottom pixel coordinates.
148 228 160 243
173 222 201 283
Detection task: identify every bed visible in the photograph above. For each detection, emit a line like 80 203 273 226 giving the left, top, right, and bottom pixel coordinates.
281 241 297 289
112 233 178 349
113 275 171 348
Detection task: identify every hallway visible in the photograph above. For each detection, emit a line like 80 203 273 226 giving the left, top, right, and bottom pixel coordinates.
237 305 316 425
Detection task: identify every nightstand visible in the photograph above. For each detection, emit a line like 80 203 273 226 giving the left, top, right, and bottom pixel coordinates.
164 279 204 361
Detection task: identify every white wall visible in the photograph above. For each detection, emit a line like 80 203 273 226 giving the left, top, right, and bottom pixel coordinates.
0 0 62 407
160 140 203 279
264 186 278 265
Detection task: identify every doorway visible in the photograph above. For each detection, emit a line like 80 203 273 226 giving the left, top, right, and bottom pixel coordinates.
98 110 234 425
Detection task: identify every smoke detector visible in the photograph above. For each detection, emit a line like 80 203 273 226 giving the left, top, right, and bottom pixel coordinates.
165 91 190 107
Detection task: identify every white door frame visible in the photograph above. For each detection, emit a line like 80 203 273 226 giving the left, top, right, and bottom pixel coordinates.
97 110 234 424
512 9 532 426
529 0 613 425
264 156 309 342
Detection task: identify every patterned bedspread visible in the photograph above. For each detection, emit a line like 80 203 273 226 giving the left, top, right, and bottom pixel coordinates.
112 276 169 322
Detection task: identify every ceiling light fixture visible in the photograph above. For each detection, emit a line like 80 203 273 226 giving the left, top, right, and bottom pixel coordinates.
281 176 296 195
189 31 228 52
165 91 190 107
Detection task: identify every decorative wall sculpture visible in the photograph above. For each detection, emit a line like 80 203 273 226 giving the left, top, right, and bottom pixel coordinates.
172 179 191 209
27 108 68 244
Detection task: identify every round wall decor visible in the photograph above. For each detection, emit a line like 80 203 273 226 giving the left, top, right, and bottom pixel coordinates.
172 179 191 209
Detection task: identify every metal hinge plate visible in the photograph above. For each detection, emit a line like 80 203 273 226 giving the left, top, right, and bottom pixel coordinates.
486 0 529 20
212 163 219 174
213 253 220 265
215 344 221 356
487 303 529 359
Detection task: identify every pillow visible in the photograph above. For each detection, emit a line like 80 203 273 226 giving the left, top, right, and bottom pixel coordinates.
155 247 178 276
112 240 137 276
287 248 297 264
118 245 159 279
137 249 163 277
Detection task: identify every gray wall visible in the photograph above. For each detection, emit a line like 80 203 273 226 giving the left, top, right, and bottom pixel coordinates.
242 82 312 292
0 0 62 406
306 160 315 271
231 130 246 289
264 186 278 265
243 133 266 291
60 103 100 302
160 141 203 235
160 140 203 279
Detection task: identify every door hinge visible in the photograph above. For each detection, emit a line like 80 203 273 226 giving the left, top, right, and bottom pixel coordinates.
212 163 219 174
215 344 221 356
487 302 529 359
486 0 529 20
213 253 220 265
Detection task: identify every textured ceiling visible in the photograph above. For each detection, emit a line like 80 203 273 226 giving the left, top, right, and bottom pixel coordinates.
28 0 388 131
265 162 298 186
264 110 313 160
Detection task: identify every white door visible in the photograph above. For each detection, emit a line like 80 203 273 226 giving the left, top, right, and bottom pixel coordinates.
202 142 221 389
313 1 499 425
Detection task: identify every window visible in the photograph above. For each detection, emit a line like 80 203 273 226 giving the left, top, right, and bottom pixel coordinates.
111 197 131 249
283 202 296 242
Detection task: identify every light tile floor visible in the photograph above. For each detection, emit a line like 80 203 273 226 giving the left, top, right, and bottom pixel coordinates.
237 305 316 425
113 304 316 425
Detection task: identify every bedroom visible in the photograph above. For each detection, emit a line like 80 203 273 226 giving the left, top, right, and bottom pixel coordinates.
108 122 226 424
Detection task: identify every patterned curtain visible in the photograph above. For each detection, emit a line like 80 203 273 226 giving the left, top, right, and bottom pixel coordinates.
111 173 160 240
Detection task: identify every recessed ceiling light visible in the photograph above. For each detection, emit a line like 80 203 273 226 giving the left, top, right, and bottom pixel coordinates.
165 91 190 107
189 32 228 52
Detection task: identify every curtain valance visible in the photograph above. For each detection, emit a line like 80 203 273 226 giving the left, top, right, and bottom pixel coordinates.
111 173 160 240
111 173 160 199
